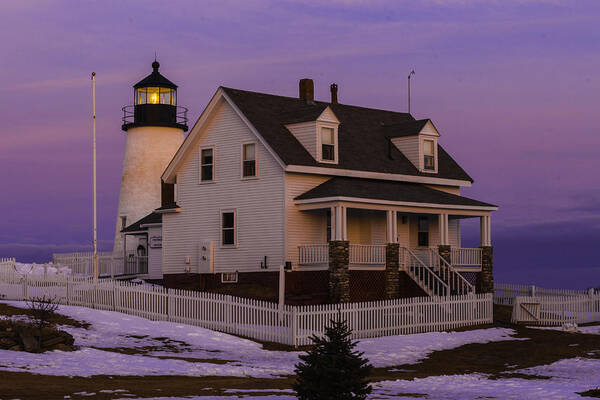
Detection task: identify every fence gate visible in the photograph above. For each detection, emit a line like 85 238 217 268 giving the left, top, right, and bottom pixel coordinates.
511 297 541 323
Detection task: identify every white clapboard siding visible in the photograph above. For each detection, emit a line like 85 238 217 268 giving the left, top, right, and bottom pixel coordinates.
391 136 420 169
0 268 493 347
285 173 330 265
286 121 318 160
163 99 286 274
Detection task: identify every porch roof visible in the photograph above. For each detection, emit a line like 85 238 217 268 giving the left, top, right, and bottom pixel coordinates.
121 212 162 233
294 177 497 210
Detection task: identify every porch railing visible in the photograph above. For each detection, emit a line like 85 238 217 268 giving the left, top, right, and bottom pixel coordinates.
451 248 482 267
125 256 148 275
349 244 386 265
298 244 329 265
298 244 386 265
400 247 449 297
427 249 474 295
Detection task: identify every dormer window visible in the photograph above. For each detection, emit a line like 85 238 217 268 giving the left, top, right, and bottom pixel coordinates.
321 127 335 161
423 139 435 171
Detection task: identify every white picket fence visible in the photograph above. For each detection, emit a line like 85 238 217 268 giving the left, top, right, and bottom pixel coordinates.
52 252 125 277
494 283 594 305
511 295 600 325
0 268 493 347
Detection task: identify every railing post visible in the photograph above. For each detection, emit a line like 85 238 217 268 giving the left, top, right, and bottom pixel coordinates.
530 285 536 297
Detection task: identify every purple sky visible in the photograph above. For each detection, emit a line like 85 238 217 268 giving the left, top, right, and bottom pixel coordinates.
1 1 598 288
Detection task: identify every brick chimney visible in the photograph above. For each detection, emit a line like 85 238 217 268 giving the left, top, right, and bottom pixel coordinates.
299 78 314 102
330 83 338 104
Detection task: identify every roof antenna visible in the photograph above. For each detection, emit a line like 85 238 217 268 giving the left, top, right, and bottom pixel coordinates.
154 51 157 62
408 69 415 115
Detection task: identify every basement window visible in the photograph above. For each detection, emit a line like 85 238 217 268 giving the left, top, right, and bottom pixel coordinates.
221 272 238 283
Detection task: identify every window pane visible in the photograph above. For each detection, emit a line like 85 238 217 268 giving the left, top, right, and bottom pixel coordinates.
135 89 147 105
322 144 335 161
418 217 429 232
243 144 255 161
418 232 429 247
243 160 256 177
321 127 334 145
424 140 434 156
159 88 172 105
424 155 435 170
147 87 160 104
222 212 234 229
201 165 213 181
201 149 213 165
222 229 235 245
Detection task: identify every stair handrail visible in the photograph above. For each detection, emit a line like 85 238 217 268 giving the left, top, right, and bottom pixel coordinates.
401 246 449 296
429 248 474 295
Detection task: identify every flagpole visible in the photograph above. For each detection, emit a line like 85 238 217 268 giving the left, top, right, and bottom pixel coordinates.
408 70 415 114
92 72 99 281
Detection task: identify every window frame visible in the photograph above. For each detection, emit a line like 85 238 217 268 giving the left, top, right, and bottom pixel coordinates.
220 209 238 248
221 272 238 283
421 138 438 173
240 142 259 180
317 124 338 164
199 146 216 183
417 216 430 247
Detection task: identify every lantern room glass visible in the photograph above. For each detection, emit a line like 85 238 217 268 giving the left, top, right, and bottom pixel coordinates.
135 87 176 105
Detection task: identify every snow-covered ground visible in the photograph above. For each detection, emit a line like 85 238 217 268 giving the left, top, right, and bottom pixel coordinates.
1 300 599 399
0 300 519 378
3 262 71 275
533 324 600 335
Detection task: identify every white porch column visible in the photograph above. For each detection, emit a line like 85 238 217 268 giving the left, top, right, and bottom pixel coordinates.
438 213 449 246
387 210 398 243
330 206 336 241
480 215 491 246
334 205 346 241
342 206 348 241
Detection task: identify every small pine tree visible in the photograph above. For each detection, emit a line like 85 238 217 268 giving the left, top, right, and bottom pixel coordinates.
293 314 372 400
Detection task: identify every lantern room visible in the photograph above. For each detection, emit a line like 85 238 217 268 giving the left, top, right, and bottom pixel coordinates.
122 60 188 132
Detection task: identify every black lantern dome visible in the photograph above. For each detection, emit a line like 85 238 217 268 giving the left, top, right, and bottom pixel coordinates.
122 61 188 131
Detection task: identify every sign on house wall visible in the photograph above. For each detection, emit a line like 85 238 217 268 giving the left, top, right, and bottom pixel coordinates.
150 236 162 248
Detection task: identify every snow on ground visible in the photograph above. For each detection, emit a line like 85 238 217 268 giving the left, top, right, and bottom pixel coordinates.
6 262 71 275
371 357 600 400
0 300 522 379
533 325 600 335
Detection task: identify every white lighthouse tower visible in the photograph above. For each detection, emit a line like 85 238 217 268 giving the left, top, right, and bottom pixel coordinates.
113 61 187 257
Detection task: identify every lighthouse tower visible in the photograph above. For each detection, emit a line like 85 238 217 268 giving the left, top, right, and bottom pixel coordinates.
113 61 187 256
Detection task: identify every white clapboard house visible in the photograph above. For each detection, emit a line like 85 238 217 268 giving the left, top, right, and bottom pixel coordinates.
123 79 497 304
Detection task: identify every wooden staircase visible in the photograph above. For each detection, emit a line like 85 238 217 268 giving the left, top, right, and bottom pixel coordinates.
401 247 474 297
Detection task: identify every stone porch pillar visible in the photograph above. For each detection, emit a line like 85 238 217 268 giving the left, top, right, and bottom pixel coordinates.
477 246 494 293
385 243 400 299
476 215 493 293
385 210 400 299
329 240 350 303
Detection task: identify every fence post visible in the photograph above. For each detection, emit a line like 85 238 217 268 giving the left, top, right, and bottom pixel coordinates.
530 285 536 297
22 275 27 300
291 307 298 348
167 289 173 322
589 288 595 297
66 279 71 305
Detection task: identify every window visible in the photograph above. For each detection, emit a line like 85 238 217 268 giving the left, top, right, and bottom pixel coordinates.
321 127 335 161
418 216 429 247
423 139 435 171
221 211 236 246
200 148 214 182
221 272 238 283
120 216 127 231
242 143 256 178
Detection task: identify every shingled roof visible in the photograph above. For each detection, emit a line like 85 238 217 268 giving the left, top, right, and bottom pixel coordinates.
222 87 473 183
121 212 162 233
295 177 496 208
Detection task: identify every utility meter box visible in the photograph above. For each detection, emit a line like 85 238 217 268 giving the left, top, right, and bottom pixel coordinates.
198 241 214 273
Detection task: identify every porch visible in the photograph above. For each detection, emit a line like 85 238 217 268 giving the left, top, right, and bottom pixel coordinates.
291 177 497 299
